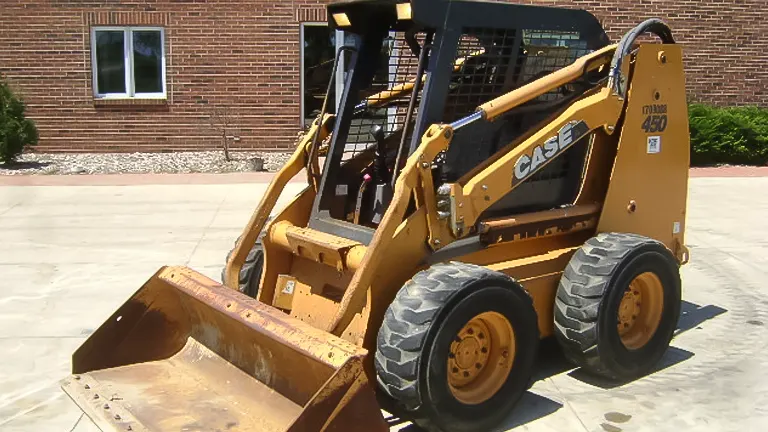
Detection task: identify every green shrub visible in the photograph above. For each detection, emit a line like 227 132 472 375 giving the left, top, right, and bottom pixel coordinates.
0 76 38 164
689 104 768 166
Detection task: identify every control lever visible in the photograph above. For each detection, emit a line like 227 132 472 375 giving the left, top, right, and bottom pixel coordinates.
353 173 372 225
370 125 389 185
368 125 393 225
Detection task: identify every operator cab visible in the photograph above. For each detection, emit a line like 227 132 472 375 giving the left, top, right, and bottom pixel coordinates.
309 0 610 243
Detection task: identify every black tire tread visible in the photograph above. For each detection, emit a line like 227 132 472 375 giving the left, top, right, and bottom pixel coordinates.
554 232 669 377
221 232 265 297
375 261 534 421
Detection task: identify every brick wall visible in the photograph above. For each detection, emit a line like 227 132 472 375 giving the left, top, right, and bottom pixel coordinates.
0 1 325 152
518 0 768 107
0 0 765 153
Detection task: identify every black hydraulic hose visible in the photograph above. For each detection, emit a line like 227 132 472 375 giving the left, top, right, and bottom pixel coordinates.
609 18 675 98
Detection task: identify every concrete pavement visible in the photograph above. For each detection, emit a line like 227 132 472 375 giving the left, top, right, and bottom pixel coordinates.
0 177 766 431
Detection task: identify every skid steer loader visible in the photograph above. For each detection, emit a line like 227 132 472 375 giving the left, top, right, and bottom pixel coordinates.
62 1 690 431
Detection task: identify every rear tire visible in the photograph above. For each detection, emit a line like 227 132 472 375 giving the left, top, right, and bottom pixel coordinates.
375 262 539 432
554 232 681 380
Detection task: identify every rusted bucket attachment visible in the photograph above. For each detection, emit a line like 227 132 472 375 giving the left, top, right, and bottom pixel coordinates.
60 266 388 432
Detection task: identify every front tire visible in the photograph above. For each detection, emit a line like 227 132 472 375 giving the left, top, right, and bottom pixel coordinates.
375 262 539 432
554 232 682 380
221 236 264 298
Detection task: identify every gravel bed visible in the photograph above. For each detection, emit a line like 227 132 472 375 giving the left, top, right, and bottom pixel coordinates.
0 151 292 175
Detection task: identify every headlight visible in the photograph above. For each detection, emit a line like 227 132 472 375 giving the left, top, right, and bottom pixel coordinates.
333 12 351 27
396 3 412 20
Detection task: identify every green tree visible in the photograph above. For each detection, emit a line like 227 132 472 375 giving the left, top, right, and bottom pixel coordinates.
0 76 38 164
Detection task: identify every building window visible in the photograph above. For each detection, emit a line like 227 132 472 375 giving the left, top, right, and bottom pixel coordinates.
91 27 166 99
300 23 353 128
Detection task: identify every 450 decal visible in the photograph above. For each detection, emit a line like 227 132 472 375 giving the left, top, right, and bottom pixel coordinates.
513 120 590 183
641 104 668 133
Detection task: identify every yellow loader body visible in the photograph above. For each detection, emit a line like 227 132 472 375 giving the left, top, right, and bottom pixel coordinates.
62 3 691 430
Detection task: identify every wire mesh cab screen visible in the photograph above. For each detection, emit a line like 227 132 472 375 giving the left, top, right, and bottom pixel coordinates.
343 31 426 163
441 26 597 216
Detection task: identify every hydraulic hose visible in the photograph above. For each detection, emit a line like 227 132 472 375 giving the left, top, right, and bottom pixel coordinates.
609 18 675 98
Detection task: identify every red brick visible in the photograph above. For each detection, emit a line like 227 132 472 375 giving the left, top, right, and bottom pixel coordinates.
0 0 765 153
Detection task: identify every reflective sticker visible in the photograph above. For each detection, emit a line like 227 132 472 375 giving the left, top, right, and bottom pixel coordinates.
673 221 681 234
647 136 661 154
336 184 348 195
282 280 296 295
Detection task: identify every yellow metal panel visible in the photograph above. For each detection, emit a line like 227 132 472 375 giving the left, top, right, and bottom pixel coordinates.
260 187 315 306
273 274 298 310
596 44 690 260
486 247 578 338
521 273 561 338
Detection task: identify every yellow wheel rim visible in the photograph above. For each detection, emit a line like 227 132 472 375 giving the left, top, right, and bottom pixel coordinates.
617 272 664 350
447 311 515 405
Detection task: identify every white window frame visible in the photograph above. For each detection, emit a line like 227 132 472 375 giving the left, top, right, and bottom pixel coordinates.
299 23 346 127
91 26 167 99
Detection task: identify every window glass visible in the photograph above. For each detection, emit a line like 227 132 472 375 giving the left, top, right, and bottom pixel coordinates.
302 25 337 128
95 30 126 94
132 30 163 94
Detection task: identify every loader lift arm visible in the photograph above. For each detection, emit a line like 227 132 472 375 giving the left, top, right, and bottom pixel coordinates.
223 115 334 290
328 43 624 334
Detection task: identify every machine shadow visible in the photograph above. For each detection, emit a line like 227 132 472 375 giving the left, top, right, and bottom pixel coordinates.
386 341 568 432
387 390 563 432
568 299 727 389
384 300 726 430
0 160 51 170
675 300 727 335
